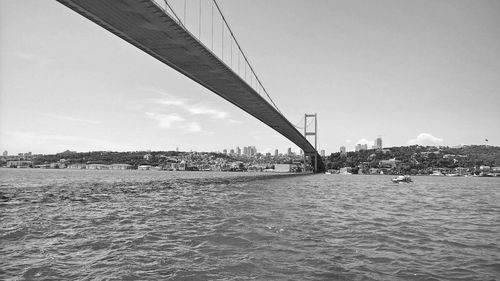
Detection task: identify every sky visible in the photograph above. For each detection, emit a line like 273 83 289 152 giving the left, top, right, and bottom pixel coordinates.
1 0 499 155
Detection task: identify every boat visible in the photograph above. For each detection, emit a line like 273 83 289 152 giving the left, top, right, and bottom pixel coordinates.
392 175 412 183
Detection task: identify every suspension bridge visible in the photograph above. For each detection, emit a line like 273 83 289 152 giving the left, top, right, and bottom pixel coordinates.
56 0 325 172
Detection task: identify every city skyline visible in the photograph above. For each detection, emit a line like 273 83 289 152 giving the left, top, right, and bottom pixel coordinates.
1 0 499 155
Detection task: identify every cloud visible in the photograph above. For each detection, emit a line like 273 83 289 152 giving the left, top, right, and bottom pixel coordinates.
145 112 208 134
407 133 444 146
187 122 202 132
151 97 229 119
356 138 371 145
43 113 101 124
13 51 55 65
0 130 133 153
145 112 184 128
187 106 228 119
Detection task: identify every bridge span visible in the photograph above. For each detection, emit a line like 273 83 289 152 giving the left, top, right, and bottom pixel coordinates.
56 0 325 172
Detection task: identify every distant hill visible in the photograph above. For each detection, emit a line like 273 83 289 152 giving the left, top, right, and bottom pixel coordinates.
326 145 500 174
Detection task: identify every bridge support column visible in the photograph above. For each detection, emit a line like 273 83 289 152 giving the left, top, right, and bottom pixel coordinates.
304 113 319 173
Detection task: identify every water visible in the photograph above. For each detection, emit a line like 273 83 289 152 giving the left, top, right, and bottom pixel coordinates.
1 169 499 280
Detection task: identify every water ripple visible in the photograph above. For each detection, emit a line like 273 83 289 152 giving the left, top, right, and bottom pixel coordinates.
1 170 499 280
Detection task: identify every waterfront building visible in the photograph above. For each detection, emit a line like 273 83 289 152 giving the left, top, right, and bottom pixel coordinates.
7 160 32 168
67 163 86 169
110 164 133 170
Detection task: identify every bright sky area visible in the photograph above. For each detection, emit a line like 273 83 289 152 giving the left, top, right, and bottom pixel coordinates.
1 0 499 155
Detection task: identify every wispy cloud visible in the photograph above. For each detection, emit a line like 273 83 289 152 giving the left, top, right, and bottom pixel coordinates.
43 113 101 124
0 130 133 153
151 97 229 119
12 51 55 65
187 106 229 119
356 138 372 145
145 112 206 133
407 133 444 146
145 112 184 129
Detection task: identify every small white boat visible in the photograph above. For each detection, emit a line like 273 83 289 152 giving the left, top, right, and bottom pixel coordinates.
392 175 412 183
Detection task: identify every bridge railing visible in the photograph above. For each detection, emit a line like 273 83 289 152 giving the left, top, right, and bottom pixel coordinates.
150 0 283 115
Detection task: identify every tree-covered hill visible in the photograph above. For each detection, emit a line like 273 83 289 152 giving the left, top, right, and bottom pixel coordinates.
326 145 500 174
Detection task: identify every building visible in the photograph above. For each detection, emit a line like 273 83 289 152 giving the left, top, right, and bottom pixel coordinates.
110 164 133 170
223 149 228 155
229 149 235 155
355 144 368 152
7 160 32 168
320 150 325 157
373 137 383 149
2 150 7 157
236 147 241 155
287 147 292 155
340 146 346 154
274 149 278 157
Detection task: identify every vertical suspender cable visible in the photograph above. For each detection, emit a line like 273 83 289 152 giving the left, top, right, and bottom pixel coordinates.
211 0 214 50
199 0 202 39
184 0 187 25
221 19 224 60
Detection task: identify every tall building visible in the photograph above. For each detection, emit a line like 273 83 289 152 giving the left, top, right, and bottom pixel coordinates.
236 147 241 155
2 150 7 157
250 146 257 156
374 137 383 149
230 149 235 154
320 150 325 157
274 149 278 157
287 147 292 155
243 147 249 156
223 149 228 155
340 146 346 154
356 144 368 152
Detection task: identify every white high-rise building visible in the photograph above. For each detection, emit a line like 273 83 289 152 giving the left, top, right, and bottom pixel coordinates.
374 137 383 149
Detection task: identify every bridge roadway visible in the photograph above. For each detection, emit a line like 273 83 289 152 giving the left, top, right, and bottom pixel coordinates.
56 0 325 172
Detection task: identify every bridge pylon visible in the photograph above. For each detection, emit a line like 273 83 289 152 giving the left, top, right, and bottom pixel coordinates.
304 113 319 172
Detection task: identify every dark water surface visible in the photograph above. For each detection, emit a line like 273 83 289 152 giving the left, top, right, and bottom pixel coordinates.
1 169 499 280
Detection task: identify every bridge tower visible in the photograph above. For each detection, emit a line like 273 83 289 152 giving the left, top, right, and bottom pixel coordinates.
304 113 318 172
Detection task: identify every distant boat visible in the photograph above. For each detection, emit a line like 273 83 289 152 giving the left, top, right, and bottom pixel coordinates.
431 170 445 176
392 175 412 183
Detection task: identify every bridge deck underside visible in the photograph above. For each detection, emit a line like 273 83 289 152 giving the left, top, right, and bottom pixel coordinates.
56 0 325 168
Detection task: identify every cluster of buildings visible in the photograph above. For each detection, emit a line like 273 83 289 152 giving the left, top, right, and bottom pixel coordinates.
222 146 327 158
1 150 310 173
340 137 383 153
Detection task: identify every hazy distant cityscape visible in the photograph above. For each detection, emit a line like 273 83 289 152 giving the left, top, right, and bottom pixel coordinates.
2 136 499 176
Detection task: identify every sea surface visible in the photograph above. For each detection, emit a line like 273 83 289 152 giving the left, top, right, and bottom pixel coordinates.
1 169 499 281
